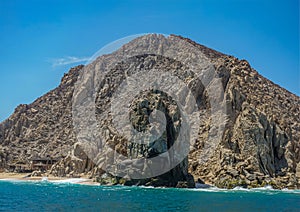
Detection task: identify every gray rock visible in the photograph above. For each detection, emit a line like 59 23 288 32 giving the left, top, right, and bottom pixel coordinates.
0 34 299 189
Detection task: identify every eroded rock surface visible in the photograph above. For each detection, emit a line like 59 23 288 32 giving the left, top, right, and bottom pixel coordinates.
0 34 299 189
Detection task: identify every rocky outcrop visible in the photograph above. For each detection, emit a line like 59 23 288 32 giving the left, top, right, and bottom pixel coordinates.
0 66 82 169
90 54 197 187
0 34 299 189
49 142 101 178
189 56 300 189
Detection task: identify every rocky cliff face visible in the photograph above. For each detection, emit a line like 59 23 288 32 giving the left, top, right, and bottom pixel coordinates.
0 66 81 169
0 34 299 189
189 56 300 189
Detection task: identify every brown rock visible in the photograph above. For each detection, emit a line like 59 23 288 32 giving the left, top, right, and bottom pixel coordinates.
0 34 299 189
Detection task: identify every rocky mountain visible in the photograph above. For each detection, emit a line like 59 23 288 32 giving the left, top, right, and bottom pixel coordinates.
0 34 299 189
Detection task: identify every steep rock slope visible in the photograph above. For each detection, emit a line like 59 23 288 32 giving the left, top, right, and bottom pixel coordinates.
0 34 299 188
0 66 81 169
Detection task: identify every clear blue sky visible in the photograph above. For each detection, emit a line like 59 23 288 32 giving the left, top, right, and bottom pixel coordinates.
0 0 299 122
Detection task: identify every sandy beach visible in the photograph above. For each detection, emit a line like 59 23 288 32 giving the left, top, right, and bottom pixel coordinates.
0 172 100 185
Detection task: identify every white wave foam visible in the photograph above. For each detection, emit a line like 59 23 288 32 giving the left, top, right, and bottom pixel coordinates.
184 185 300 194
139 185 155 189
232 186 249 191
251 185 274 191
0 178 90 185
49 178 89 184
41 177 48 181
188 186 229 192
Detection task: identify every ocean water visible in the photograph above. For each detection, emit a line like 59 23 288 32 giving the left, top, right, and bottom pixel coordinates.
0 180 299 212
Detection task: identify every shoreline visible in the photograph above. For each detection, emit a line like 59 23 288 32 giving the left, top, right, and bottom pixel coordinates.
1 175 299 193
0 172 100 186
1 172 299 192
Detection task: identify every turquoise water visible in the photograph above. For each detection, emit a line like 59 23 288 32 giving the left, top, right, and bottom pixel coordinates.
0 180 299 212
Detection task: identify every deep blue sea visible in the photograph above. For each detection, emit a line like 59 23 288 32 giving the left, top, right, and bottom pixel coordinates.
0 180 299 212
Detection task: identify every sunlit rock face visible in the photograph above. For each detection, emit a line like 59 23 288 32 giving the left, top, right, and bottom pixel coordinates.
0 34 299 189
